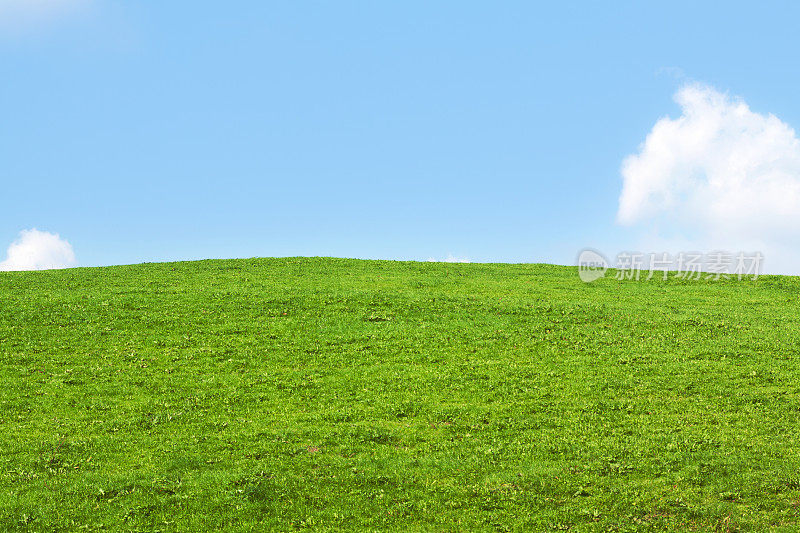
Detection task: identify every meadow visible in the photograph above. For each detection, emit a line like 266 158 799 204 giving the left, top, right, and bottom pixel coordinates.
2 257 800 531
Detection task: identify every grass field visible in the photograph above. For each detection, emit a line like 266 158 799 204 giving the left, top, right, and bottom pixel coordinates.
2 257 800 531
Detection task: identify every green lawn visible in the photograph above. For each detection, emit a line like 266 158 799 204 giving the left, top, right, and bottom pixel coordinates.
2 257 800 531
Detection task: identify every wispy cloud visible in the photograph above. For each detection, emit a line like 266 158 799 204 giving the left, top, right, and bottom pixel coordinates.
618 82 800 272
0 229 77 271
0 0 92 34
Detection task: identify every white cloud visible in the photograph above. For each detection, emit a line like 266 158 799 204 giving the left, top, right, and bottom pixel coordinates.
0 0 92 33
618 82 800 272
427 254 470 263
0 229 77 271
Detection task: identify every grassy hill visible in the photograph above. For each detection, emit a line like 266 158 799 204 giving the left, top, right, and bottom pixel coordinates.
2 257 800 531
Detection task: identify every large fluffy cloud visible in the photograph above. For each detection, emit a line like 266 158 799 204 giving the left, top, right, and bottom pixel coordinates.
618 83 800 271
0 229 77 271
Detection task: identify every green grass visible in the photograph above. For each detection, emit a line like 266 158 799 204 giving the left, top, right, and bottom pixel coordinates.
2 257 800 531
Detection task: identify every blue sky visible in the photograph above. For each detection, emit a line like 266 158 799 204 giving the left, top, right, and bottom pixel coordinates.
4 1 800 271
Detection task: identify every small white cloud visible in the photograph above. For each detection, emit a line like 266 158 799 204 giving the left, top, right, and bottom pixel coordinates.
618 82 800 272
427 254 470 263
0 229 77 271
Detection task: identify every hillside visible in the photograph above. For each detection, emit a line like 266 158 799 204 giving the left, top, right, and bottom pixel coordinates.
2 257 800 531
